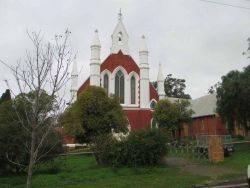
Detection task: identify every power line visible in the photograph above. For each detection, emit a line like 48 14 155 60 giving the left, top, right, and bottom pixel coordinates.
200 0 250 10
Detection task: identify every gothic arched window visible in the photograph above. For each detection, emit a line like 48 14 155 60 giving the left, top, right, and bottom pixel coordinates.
104 74 109 94
115 70 124 103
130 76 136 104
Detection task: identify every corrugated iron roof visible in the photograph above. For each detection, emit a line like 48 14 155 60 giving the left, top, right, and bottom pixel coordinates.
190 93 217 118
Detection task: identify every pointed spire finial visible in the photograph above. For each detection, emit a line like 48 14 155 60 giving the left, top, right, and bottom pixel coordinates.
118 8 122 21
157 62 164 81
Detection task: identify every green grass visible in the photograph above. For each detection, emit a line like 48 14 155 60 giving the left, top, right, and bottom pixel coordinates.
1 143 249 188
220 143 250 170
0 155 209 188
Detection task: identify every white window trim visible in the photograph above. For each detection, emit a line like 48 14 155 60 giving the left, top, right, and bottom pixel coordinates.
101 67 140 108
101 69 111 96
128 71 139 107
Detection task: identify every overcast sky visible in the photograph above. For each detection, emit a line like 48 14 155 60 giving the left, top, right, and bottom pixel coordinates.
0 0 250 100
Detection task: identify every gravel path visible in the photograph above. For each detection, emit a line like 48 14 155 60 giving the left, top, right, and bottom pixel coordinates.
164 157 242 180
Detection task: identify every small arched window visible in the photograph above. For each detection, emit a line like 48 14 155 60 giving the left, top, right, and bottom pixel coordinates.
115 70 124 103
104 74 109 94
150 100 156 110
118 32 123 44
131 76 136 104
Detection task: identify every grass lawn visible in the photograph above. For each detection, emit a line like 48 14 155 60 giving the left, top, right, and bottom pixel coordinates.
0 143 249 188
220 143 250 170
0 154 210 188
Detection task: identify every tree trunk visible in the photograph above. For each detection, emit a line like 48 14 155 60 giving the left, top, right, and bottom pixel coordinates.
26 130 35 188
178 128 181 142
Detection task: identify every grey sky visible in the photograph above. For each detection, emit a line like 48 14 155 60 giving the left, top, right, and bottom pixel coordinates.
0 0 250 99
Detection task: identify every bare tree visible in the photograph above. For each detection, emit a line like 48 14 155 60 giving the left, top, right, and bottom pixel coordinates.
0 29 74 188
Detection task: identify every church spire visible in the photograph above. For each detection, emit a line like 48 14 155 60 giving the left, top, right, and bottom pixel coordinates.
90 29 101 86
157 63 165 100
110 10 129 55
70 55 78 103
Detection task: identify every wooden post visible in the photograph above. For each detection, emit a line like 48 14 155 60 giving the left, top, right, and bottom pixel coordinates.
208 136 224 162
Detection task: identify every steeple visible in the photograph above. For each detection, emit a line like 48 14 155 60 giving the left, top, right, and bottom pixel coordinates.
91 29 101 47
70 56 78 103
90 29 101 86
110 10 129 55
157 63 164 81
139 35 150 108
139 35 148 52
157 63 165 100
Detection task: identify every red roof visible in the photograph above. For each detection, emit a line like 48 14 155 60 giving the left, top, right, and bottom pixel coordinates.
150 83 159 101
101 50 140 75
77 51 159 102
78 77 90 95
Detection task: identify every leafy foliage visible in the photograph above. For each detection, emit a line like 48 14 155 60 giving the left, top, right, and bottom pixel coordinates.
164 74 191 99
153 99 179 130
207 82 221 94
217 65 250 133
153 99 193 139
0 91 63 175
61 86 128 142
0 89 11 104
96 129 167 166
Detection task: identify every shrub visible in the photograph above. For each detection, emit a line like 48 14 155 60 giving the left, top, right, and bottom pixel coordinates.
97 129 167 167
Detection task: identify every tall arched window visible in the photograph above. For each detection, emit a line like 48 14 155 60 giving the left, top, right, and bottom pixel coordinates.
131 76 135 104
104 74 109 94
115 70 124 103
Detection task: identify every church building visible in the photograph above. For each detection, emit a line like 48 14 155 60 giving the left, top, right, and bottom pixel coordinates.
70 11 164 130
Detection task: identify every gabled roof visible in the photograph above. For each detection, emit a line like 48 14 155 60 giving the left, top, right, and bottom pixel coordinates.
101 51 140 75
150 83 159 101
77 77 90 95
191 93 217 118
111 20 129 39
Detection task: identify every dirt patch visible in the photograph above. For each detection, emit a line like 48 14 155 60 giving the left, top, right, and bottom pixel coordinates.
164 157 242 180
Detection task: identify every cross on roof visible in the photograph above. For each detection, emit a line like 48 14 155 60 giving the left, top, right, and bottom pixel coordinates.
118 9 122 21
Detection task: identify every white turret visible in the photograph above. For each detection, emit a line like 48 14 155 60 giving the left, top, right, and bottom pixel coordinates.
90 29 101 86
70 56 78 103
110 9 129 55
139 35 150 108
157 63 165 99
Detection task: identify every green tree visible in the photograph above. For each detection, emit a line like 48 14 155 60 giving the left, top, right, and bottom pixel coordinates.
153 99 193 140
61 86 128 164
153 99 178 138
164 74 191 99
174 99 193 140
0 89 11 104
0 91 63 175
207 82 221 94
217 65 250 134
0 30 73 188
62 86 128 142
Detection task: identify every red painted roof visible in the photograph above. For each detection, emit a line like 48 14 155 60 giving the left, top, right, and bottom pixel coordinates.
77 77 90 95
150 83 159 101
77 52 159 102
101 50 140 75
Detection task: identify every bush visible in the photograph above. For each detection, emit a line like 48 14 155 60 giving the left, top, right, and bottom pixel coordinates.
96 129 168 167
